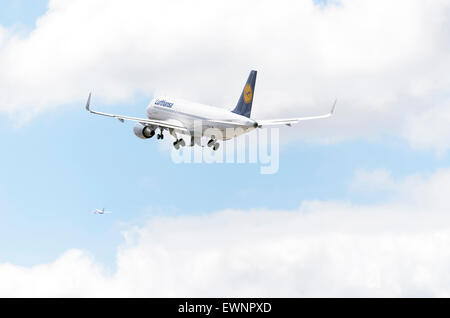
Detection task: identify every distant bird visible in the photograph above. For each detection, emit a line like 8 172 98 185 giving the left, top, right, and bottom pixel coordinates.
93 208 112 215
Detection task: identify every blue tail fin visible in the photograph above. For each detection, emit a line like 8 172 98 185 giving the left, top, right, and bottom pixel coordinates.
232 70 257 118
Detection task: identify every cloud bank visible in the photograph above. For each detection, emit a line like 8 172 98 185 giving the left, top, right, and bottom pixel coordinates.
1 168 450 297
0 0 449 150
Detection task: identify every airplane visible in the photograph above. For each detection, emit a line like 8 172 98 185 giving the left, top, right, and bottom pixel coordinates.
85 70 336 151
93 208 112 215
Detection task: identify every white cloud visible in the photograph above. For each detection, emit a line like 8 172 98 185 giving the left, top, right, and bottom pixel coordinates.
1 168 450 297
402 98 450 154
350 168 394 194
0 0 449 151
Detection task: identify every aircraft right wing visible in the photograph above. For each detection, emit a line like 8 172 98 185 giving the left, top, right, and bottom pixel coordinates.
85 93 190 133
257 100 337 127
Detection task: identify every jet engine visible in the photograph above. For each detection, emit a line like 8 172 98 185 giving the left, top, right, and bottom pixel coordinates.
133 123 155 139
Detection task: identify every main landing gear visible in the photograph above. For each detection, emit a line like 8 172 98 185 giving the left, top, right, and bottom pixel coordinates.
170 129 186 150
207 139 220 151
173 138 186 150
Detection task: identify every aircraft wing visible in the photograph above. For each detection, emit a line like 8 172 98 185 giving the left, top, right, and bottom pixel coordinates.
85 93 189 133
207 119 255 128
257 100 337 127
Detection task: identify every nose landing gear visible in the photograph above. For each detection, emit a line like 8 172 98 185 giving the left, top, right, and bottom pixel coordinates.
157 127 164 140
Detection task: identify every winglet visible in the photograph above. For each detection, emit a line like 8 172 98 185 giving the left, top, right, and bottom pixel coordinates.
330 99 337 115
85 93 92 111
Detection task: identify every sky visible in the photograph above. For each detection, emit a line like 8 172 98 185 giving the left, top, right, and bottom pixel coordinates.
0 0 450 297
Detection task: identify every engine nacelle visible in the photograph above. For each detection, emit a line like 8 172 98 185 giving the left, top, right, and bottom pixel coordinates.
133 123 155 139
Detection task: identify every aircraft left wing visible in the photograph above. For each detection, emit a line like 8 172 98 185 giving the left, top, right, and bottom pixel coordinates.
85 93 189 133
257 100 337 127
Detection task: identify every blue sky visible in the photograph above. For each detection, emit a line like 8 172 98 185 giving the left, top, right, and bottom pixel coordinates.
0 0 448 267
0 0 450 296
2 96 449 267
0 0 47 28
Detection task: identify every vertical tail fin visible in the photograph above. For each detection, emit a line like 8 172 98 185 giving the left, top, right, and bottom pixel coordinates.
232 70 257 118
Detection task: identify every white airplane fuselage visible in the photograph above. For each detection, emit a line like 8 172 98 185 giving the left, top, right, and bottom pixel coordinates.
146 97 257 140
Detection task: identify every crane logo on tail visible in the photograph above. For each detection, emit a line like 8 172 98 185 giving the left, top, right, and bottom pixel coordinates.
244 84 253 104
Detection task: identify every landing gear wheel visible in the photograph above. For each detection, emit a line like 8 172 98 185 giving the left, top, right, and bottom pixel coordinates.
173 141 180 150
213 143 220 151
179 139 186 147
157 134 164 140
207 139 215 147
